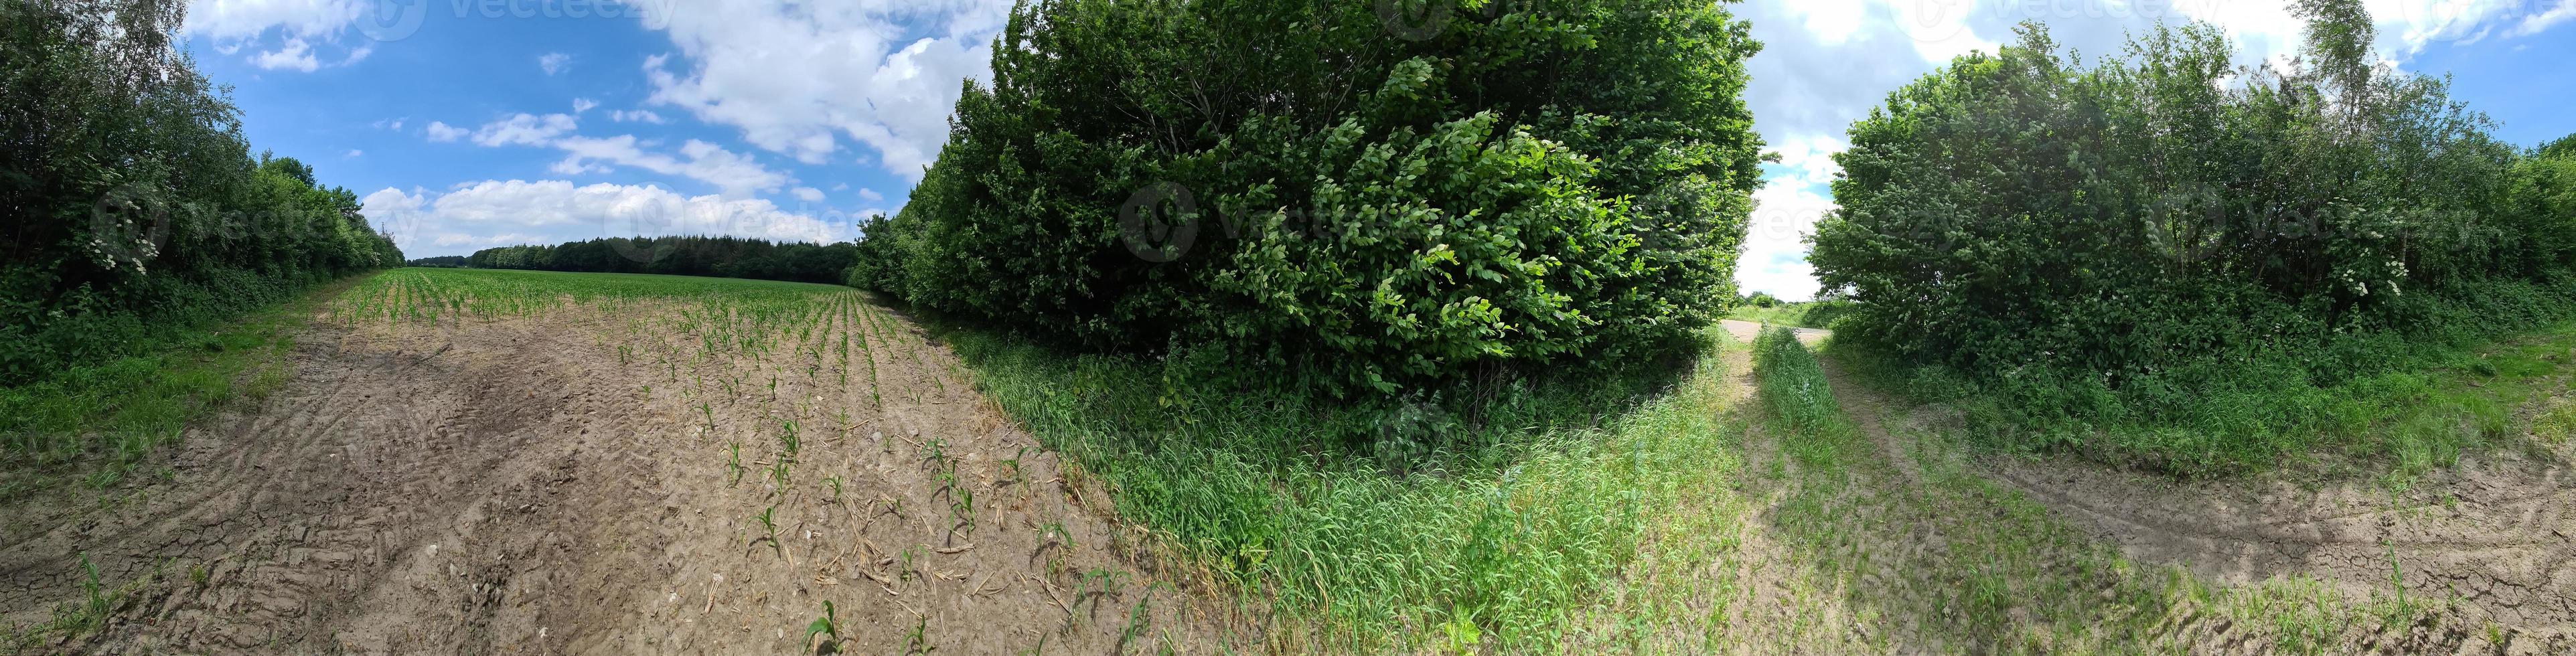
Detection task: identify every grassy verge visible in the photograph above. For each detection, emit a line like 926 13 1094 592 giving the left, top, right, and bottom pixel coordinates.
1746 329 2435 655
0 273 378 501
1829 280 2576 479
943 325 1757 651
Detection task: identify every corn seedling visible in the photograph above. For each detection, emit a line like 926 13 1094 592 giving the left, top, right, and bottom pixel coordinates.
805 600 843 653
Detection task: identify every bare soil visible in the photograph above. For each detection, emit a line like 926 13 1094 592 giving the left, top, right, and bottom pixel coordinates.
1 299 1239 654
1987 421 2576 651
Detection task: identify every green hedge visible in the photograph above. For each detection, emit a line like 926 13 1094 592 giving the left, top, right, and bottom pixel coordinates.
852 0 1764 394
1807 5 2576 471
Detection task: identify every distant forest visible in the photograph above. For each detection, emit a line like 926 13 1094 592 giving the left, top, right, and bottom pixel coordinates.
456 236 856 285
405 256 469 268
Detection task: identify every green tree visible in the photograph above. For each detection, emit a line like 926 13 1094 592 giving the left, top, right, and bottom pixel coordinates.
1 0 402 384
858 0 1765 394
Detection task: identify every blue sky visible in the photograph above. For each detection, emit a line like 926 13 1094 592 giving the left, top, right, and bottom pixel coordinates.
185 0 2575 297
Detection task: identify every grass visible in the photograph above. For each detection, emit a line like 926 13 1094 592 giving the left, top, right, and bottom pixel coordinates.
0 274 370 501
1827 278 2576 479
1833 317 2576 482
1724 300 1853 329
943 323 1746 651
15 266 2518 652
1742 328 2435 655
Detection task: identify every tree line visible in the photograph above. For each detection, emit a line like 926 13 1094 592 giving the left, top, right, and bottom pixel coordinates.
1 0 402 384
460 236 856 285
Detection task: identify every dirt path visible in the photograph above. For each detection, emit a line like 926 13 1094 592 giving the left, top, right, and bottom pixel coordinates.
1718 319 1828 346
1983 418 2576 643
1 293 1236 653
1797 332 2575 654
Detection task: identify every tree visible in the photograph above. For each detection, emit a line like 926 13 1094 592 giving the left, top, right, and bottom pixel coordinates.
0 0 402 384
858 0 1766 394
1809 6 2527 384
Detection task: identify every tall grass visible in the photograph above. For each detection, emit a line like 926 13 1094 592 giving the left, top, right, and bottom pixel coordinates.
945 327 1753 651
1831 277 2575 478
1745 327 2435 655
0 272 359 499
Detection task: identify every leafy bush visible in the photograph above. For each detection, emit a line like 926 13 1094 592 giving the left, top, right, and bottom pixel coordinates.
1807 1 2576 471
0 0 401 385
855 0 1764 394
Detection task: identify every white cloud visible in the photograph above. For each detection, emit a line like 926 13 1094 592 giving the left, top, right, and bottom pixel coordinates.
630 1 1006 180
573 98 600 114
471 114 580 147
250 37 320 72
549 135 789 196
1738 173 1839 303
2511 0 2576 37
363 180 845 256
539 52 573 75
425 121 469 143
855 187 884 202
185 0 360 40
184 0 376 72
610 109 670 124
345 149 364 158
791 187 826 202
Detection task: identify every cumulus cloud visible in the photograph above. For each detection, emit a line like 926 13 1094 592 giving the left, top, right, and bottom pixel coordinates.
627 1 1006 180
363 180 847 256
855 187 884 202
539 52 573 75
610 109 670 124
548 135 789 196
471 113 580 147
185 0 360 40
184 0 374 71
2512 0 2576 37
791 187 826 202
1736 139 1846 302
573 98 600 114
429 112 787 196
250 37 321 71
424 121 469 143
